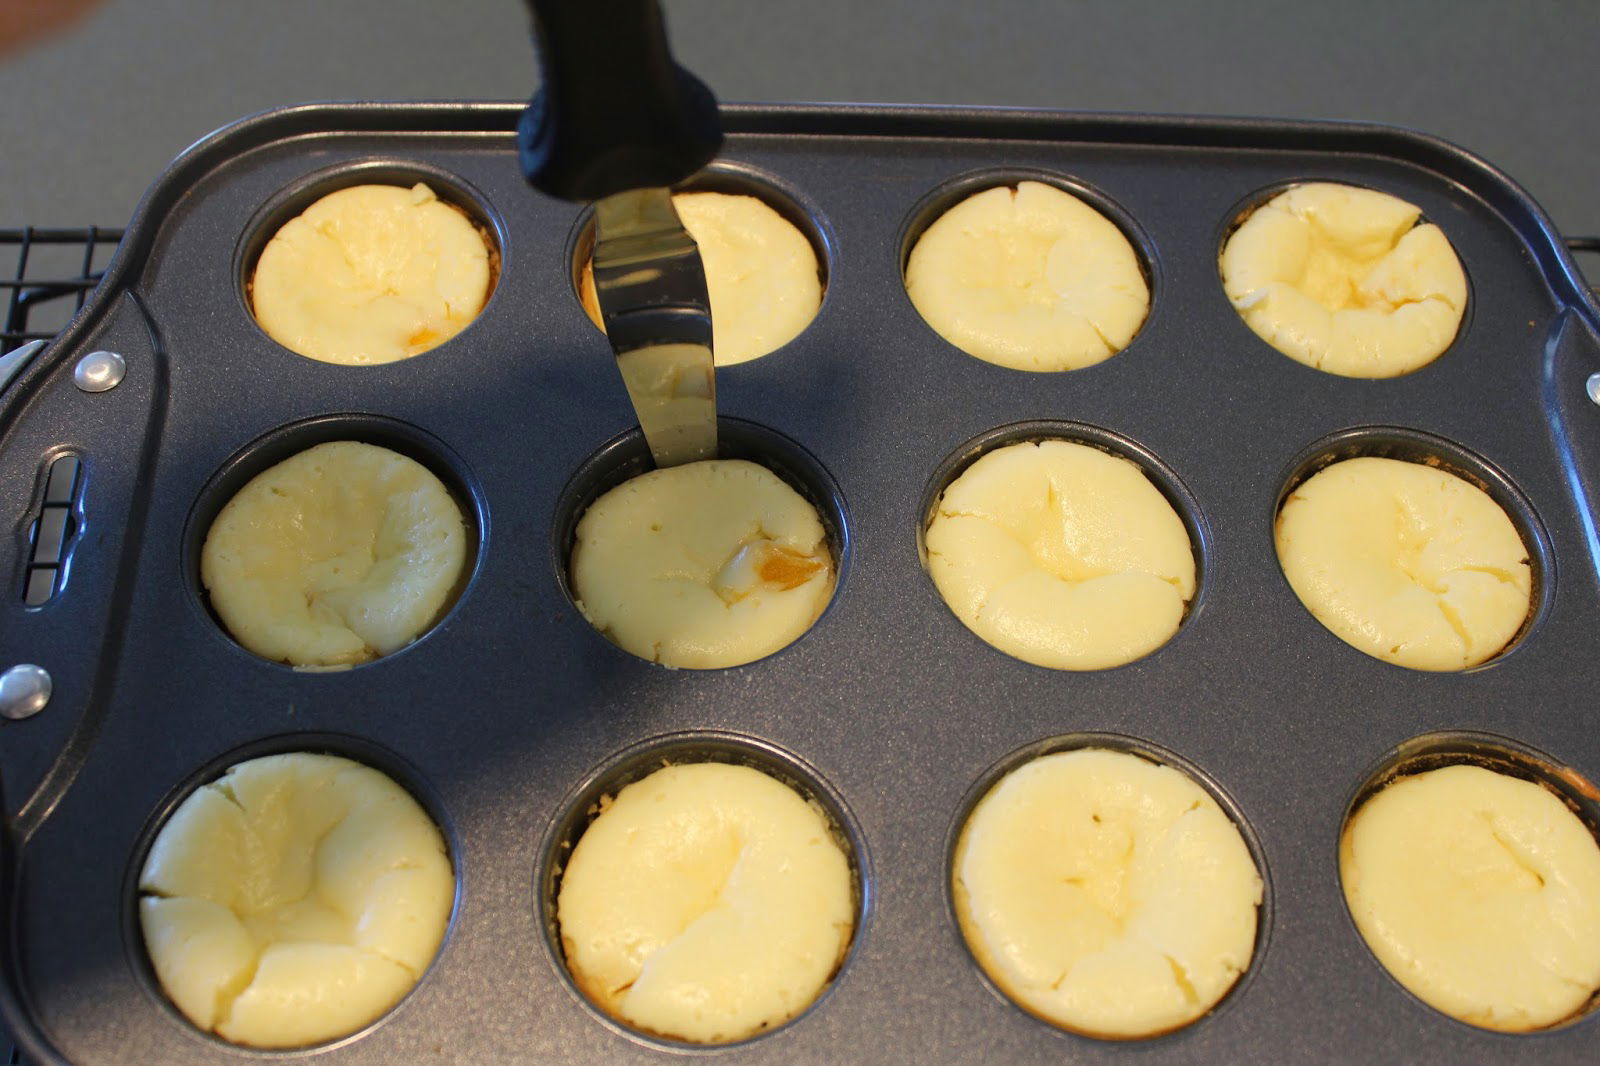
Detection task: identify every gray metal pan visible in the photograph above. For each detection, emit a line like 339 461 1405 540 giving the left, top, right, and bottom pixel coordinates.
2 102 1599 1064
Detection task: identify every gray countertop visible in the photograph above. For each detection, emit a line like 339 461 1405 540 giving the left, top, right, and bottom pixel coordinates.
1 0 1596 259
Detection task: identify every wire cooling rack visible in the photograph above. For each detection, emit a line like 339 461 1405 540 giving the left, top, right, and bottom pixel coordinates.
2 227 123 353
2 224 121 1066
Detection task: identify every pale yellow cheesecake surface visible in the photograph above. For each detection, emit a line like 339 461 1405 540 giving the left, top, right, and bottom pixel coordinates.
925 440 1194 670
252 182 491 365
139 753 454 1047
571 459 833 668
1220 182 1466 377
1341 764 1600 1031
954 748 1262 1038
557 762 854 1043
580 191 822 365
904 181 1149 371
1275 456 1530 670
201 441 468 667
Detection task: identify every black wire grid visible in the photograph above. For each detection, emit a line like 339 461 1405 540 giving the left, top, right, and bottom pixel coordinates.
2 227 123 353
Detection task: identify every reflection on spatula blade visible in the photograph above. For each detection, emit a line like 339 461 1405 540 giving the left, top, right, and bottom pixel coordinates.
593 186 716 467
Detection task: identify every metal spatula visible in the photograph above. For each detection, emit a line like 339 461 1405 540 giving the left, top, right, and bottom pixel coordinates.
519 0 723 467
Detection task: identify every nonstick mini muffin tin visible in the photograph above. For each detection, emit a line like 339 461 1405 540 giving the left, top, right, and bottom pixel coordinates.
3 102 1600 1064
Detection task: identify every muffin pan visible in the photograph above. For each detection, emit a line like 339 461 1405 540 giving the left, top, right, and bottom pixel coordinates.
3 102 1600 1063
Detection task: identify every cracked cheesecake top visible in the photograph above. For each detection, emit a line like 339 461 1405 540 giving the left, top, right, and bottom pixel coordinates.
953 748 1262 1038
138 753 454 1047
200 441 469 667
905 181 1149 372
1341 763 1600 1030
556 762 854 1043
1220 182 1467 378
925 439 1194 670
1275 456 1530 670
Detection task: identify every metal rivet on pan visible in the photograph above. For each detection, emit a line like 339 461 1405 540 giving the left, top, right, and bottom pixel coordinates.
1587 371 1600 406
0 664 51 720
73 350 125 393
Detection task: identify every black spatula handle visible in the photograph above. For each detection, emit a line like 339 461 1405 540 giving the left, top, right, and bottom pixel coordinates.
518 0 722 202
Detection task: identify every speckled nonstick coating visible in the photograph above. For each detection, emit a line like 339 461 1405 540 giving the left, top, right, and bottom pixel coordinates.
2 103 1599 1064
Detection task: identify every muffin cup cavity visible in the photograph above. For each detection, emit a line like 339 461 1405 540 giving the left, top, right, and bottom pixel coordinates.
1343 731 1600 827
917 420 1211 649
1215 180 1474 378
1339 731 1600 1032
551 417 850 667
122 732 463 1054
235 160 505 363
566 162 834 354
896 168 1158 365
536 730 870 1051
945 732 1272 1040
183 413 487 669
1273 426 1552 668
